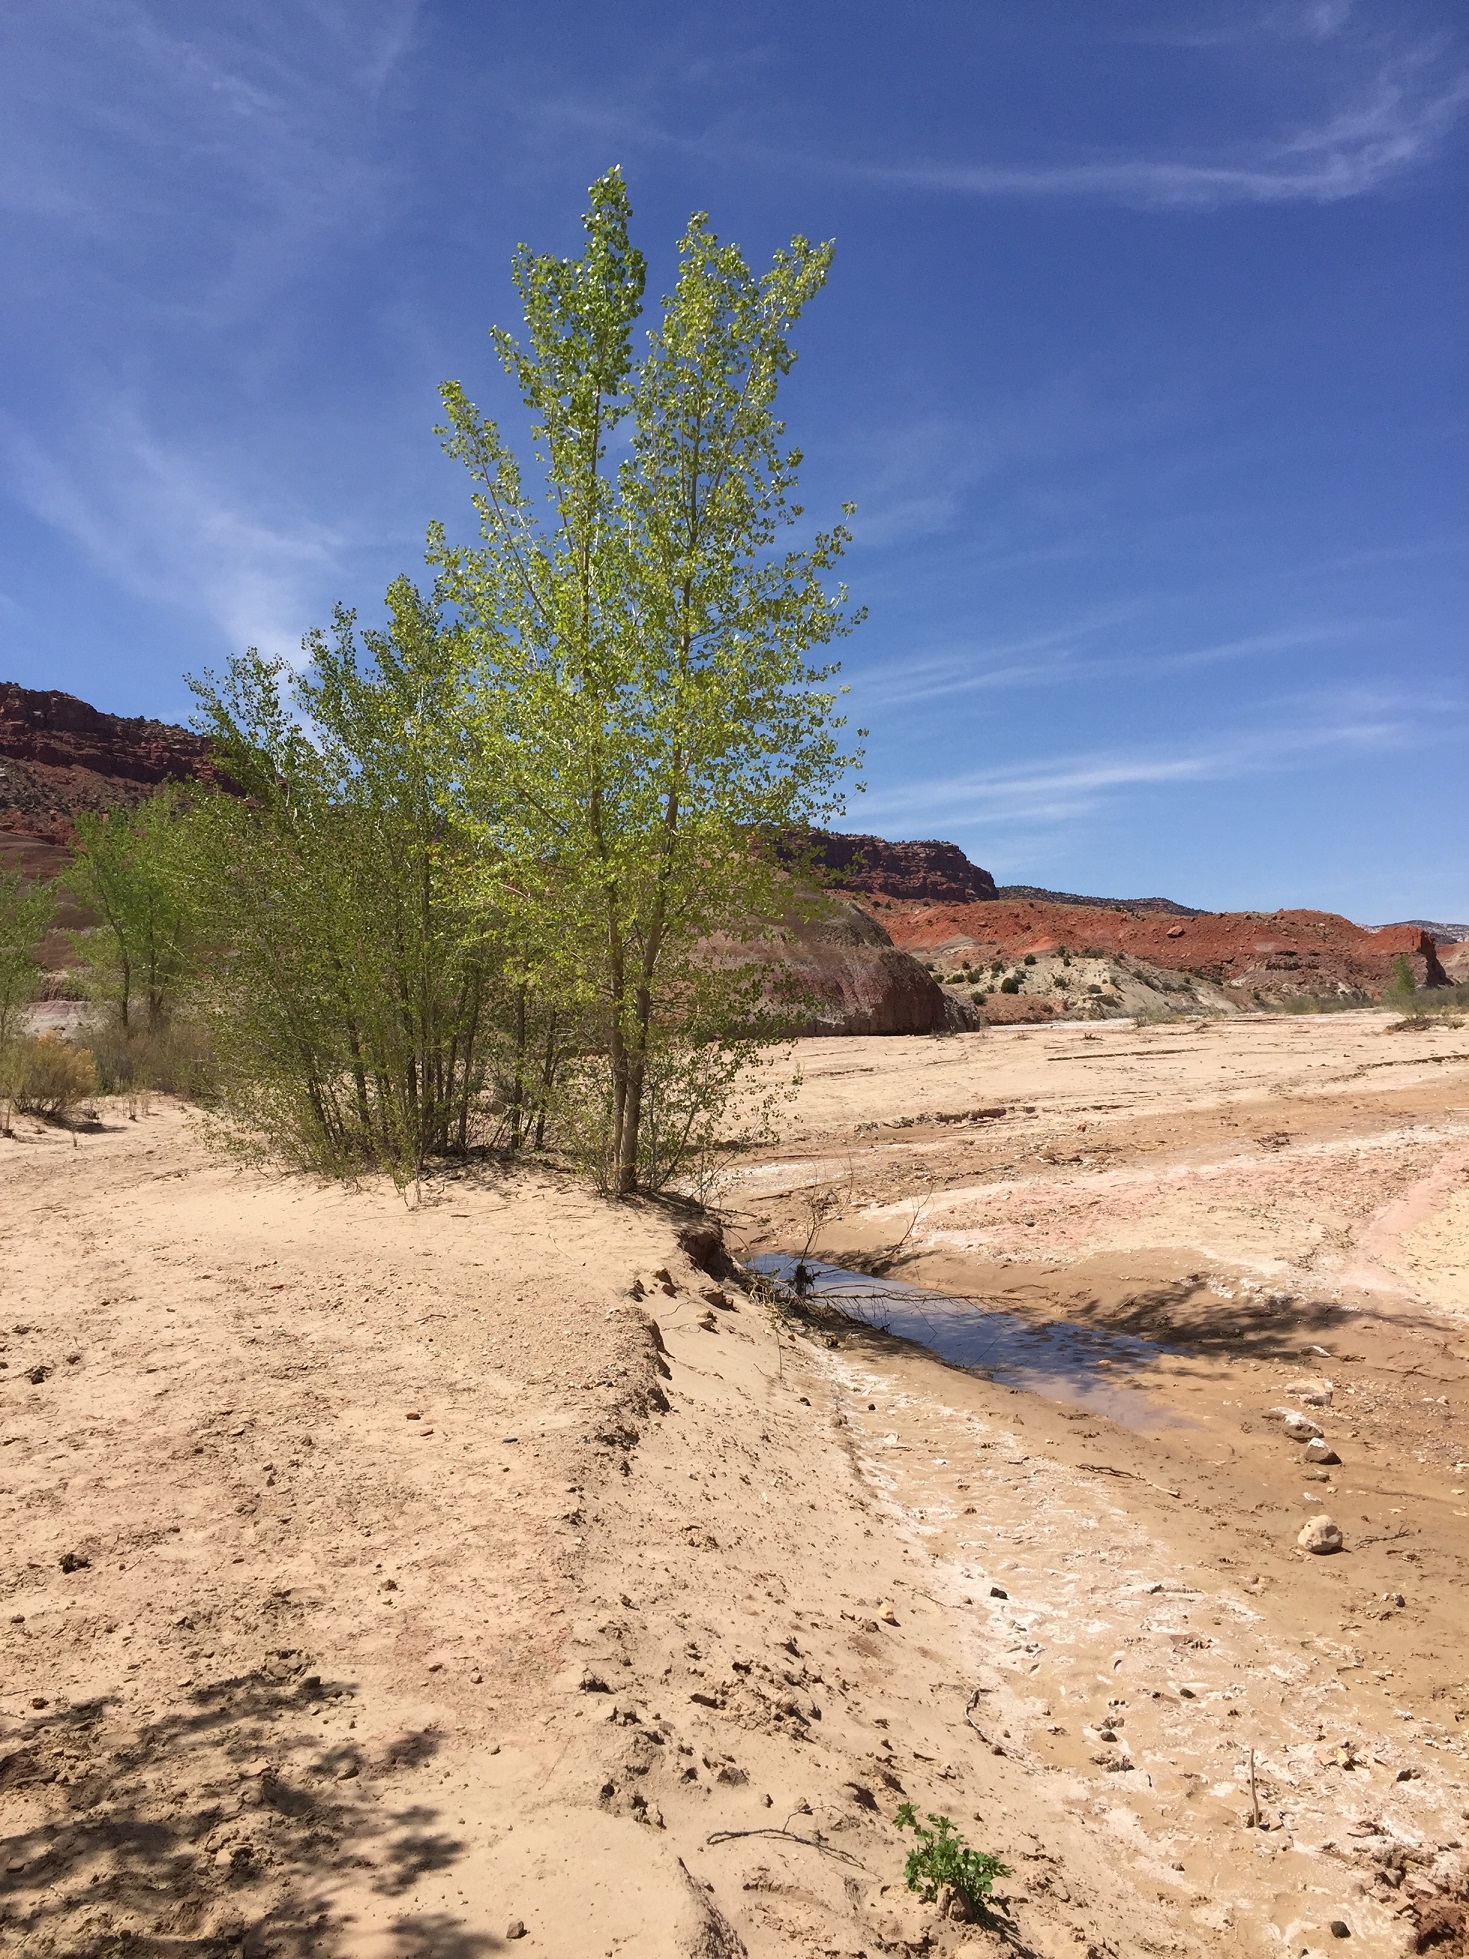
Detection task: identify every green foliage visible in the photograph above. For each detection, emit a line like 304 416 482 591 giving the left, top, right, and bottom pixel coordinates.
431 166 861 1193
1388 952 1417 1002
70 790 194 1033
999 974 1021 994
1023 952 1036 965
894 1805 1009 1913
183 584 505 1184
0 868 54 1053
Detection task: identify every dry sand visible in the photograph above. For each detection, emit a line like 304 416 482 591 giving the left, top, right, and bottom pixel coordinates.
3 1008 1468 1957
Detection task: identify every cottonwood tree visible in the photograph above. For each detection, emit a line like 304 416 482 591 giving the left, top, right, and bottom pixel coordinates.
70 791 194 1034
184 580 506 1182
0 868 55 1126
432 168 862 1194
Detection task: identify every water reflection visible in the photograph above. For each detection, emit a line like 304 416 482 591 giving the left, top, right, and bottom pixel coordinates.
746 1253 1180 1430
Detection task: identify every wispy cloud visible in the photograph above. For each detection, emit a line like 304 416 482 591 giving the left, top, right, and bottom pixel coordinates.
855 705 1428 831
843 56 1468 209
2 405 342 660
848 620 1372 711
535 22 1468 213
1 2 422 324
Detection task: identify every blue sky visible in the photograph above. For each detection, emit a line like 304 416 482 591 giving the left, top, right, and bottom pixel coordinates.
2 1 1464 920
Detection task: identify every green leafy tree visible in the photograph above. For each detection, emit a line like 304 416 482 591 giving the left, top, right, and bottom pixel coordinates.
185 579 522 1182
0 868 56 1126
431 168 862 1193
70 789 194 1034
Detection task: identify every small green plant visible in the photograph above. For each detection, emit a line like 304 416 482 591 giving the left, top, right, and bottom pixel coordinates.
999 974 1021 994
895 1805 1009 1914
1023 952 1036 965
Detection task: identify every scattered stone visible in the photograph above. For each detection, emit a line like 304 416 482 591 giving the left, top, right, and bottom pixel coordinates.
579 1673 612 1693
878 1600 899 1625
1263 1407 1298 1422
1288 1381 1333 1407
702 1289 734 1310
989 1586 1008 1600
1284 1413 1325 1442
1306 1439 1341 1465
1329 1920 1351 1938
405 1411 420 1421
1305 1467 1332 1482
25 1364 51 1385
58 1551 90 1574
506 1920 526 1940
1298 1514 1344 1554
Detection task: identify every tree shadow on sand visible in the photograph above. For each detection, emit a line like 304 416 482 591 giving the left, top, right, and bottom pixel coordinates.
0 1658 505 1957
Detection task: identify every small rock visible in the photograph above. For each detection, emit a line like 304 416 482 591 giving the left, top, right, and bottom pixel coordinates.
1298 1514 1344 1554
990 1585 1008 1600
579 1672 612 1693
1329 1920 1351 1939
1287 1381 1333 1407
26 1364 52 1385
58 1551 90 1574
405 1410 420 1421
702 1289 733 1310
878 1601 899 1625
506 1920 526 1940
1305 1467 1332 1482
1306 1438 1341 1465
1284 1413 1325 1442
1263 1407 1297 1423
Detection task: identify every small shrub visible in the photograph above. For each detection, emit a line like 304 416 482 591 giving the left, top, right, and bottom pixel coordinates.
895 1805 1009 1914
972 989 987 1003
11 1035 97 1120
999 975 1021 994
1023 953 1036 966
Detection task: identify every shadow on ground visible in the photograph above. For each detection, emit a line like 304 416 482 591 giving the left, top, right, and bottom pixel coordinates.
0 1658 503 1957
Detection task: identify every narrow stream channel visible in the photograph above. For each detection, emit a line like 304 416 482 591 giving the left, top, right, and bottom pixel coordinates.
746 1253 1183 1430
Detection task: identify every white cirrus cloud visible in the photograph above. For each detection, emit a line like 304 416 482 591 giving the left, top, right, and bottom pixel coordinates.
1 403 343 661
852 707 1430 832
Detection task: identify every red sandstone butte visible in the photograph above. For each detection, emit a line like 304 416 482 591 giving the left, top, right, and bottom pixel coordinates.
874 897 1446 1001
0 682 229 866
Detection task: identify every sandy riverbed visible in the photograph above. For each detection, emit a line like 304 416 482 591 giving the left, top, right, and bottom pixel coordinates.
3 1009 1468 1956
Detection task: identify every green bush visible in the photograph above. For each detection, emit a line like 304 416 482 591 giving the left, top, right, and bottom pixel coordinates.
999 975 1021 994
1023 953 1036 965
895 1805 1009 1915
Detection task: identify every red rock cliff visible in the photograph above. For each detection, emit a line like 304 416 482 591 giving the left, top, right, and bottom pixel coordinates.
876 898 1447 1001
0 681 228 847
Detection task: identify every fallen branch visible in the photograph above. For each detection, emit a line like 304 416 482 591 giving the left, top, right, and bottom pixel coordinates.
964 1688 991 1743
705 1827 865 1868
1077 1462 1180 1499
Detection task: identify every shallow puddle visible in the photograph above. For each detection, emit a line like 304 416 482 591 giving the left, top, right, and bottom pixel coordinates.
747 1253 1182 1429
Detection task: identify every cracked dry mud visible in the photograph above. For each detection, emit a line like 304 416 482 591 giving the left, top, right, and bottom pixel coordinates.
3 1006 1468 1957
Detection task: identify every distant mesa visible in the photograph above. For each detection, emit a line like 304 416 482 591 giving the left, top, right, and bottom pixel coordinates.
0 681 229 873
1375 918 1469 946
3 684 1454 1017
792 828 999 904
798 829 1199 918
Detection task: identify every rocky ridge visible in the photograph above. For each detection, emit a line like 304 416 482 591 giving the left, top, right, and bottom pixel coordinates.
0 681 226 853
